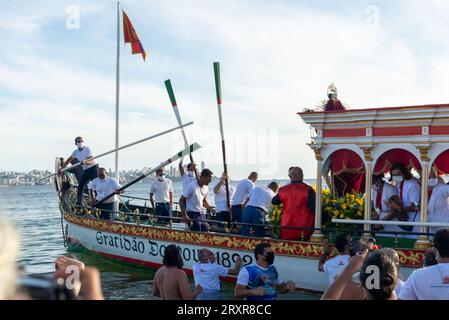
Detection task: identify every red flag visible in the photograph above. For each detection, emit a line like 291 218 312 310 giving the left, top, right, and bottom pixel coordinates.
122 10 146 61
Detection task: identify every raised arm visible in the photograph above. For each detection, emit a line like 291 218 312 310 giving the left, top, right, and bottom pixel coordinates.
61 156 75 170
179 159 185 177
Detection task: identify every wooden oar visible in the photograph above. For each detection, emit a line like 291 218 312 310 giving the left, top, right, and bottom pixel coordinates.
213 62 231 220
40 121 193 181
164 79 199 180
95 143 201 206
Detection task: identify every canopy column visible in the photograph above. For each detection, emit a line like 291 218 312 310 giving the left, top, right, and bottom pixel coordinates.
310 146 325 243
414 145 432 249
361 146 374 238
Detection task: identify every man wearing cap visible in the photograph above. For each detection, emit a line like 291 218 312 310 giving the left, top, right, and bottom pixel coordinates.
179 169 215 232
60 136 99 206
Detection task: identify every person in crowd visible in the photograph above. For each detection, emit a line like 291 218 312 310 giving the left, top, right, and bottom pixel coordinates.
335 240 373 300
53 256 104 300
424 249 438 267
150 168 174 224
213 172 236 227
60 136 99 206
318 234 351 285
178 159 198 192
389 162 421 237
427 170 449 235
371 173 400 235
399 229 449 300
241 182 279 238
193 248 242 300
153 244 203 300
271 167 315 241
0 216 19 300
321 250 398 300
380 248 405 296
88 167 121 220
375 195 410 235
234 242 296 300
231 172 258 227
179 169 215 232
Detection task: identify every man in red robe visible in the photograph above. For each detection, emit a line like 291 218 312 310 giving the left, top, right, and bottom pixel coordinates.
272 167 315 240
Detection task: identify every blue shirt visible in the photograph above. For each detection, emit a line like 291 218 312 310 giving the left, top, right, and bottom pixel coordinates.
236 263 282 300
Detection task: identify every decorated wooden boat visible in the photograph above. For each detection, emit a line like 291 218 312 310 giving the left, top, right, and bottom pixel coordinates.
55 88 449 293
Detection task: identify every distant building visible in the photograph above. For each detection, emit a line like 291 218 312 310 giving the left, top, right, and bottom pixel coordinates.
201 161 205 171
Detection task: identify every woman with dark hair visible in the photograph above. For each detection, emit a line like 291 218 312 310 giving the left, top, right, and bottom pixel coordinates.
153 245 203 300
321 250 398 300
389 162 421 237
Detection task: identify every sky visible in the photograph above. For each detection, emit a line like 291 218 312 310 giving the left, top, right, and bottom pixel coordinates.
2 0 449 179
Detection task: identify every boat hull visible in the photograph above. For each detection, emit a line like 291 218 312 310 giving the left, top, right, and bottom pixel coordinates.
64 212 423 293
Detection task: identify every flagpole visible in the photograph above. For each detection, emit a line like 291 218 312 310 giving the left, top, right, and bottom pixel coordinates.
213 62 231 219
164 79 199 181
114 1 121 211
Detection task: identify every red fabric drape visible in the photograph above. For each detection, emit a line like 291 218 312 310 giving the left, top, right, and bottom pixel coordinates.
330 150 365 195
434 150 449 175
373 149 421 175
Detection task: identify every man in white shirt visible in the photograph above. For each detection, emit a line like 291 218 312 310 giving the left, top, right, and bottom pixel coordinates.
241 182 279 237
193 248 242 300
390 163 421 237
88 168 121 220
150 168 174 224
60 136 99 206
399 229 449 300
213 172 236 227
371 174 400 236
178 159 198 192
231 172 258 225
427 171 449 235
318 234 351 285
179 169 215 232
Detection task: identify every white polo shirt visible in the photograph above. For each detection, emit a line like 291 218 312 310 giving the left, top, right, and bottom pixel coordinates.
232 179 255 206
246 186 275 212
398 263 449 300
214 183 236 212
182 173 197 192
193 262 229 291
183 181 209 213
323 255 350 285
71 146 98 170
88 177 121 204
150 178 174 203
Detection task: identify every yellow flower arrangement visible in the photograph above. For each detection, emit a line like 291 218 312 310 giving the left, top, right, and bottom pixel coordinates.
322 190 365 232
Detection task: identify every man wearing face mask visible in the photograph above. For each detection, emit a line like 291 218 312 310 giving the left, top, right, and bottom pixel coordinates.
371 173 399 236
399 229 449 300
389 163 421 237
178 159 198 192
88 168 121 220
427 170 449 235
193 249 242 300
60 137 99 206
234 243 296 300
150 168 174 224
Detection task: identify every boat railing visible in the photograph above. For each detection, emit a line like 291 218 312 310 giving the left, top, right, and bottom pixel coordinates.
332 218 449 228
68 204 435 246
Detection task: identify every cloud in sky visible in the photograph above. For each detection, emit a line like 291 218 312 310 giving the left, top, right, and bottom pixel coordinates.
1 0 449 179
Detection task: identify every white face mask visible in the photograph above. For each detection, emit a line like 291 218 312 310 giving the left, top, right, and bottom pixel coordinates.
392 175 404 184
428 178 438 188
76 142 84 150
158 174 165 182
187 170 194 177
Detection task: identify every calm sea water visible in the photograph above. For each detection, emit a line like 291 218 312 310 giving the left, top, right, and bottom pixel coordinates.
0 180 319 300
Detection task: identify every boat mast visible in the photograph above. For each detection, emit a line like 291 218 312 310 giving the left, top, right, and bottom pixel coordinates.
115 1 121 205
